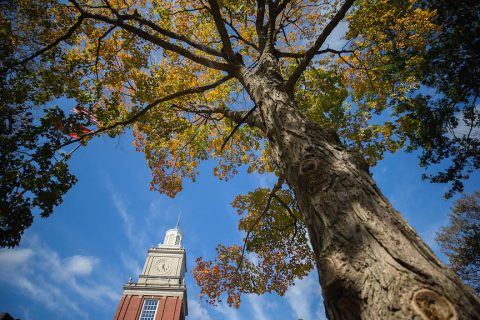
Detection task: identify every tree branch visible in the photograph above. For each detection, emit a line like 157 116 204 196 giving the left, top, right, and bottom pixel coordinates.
69 1 232 71
172 103 264 130
265 0 277 53
273 194 296 220
2 15 85 73
95 25 116 83
256 0 267 51
274 0 292 18
169 118 209 166
57 75 234 149
220 105 258 151
236 176 285 272
207 0 236 61
273 194 299 243
286 0 355 90
223 18 259 52
275 48 353 59
263 0 292 53
120 12 223 58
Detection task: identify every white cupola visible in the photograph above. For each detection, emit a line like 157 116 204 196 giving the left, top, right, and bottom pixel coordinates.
161 214 183 247
162 226 182 246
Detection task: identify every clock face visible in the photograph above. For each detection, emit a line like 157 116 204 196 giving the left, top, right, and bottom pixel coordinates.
155 258 172 275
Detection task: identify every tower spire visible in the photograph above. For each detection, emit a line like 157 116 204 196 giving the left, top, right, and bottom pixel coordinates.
175 211 181 229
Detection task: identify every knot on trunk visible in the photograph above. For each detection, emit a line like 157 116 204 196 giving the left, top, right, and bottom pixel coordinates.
299 155 323 193
319 258 336 288
411 289 457 320
300 158 318 175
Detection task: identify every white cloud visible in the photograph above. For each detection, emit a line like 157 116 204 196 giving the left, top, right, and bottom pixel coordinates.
106 177 178 291
12 274 84 316
285 272 325 320
215 302 241 320
106 178 147 251
251 172 277 189
106 178 176 248
247 295 272 320
64 255 98 276
106 177 184 277
188 299 212 320
0 236 117 319
0 248 33 266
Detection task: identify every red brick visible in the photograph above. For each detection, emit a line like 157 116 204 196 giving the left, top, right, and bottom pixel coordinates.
173 297 183 320
116 295 132 320
123 296 142 320
162 297 178 320
155 297 167 320
113 296 126 320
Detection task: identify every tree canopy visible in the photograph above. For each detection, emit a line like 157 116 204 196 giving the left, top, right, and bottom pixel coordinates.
437 191 480 295
1 0 479 310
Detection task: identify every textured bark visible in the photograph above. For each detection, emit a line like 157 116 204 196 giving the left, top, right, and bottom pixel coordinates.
235 55 480 319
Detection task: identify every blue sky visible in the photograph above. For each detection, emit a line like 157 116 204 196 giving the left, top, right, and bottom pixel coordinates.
0 125 478 320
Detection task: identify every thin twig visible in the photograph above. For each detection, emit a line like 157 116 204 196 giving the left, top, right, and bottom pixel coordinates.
220 105 257 151
273 194 298 243
286 0 356 90
2 15 85 74
236 176 285 272
95 25 117 83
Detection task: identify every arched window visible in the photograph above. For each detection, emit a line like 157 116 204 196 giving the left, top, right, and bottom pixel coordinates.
175 235 181 245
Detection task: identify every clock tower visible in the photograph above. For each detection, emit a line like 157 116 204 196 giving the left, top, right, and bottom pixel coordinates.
114 224 188 320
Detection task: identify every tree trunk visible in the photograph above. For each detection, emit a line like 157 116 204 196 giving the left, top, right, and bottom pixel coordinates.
236 55 480 319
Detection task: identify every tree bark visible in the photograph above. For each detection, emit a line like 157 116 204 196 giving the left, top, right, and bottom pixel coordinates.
236 55 480 319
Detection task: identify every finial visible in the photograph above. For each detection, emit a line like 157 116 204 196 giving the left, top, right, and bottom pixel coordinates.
175 210 181 229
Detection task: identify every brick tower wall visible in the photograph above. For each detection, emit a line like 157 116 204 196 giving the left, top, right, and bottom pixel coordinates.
114 295 184 320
